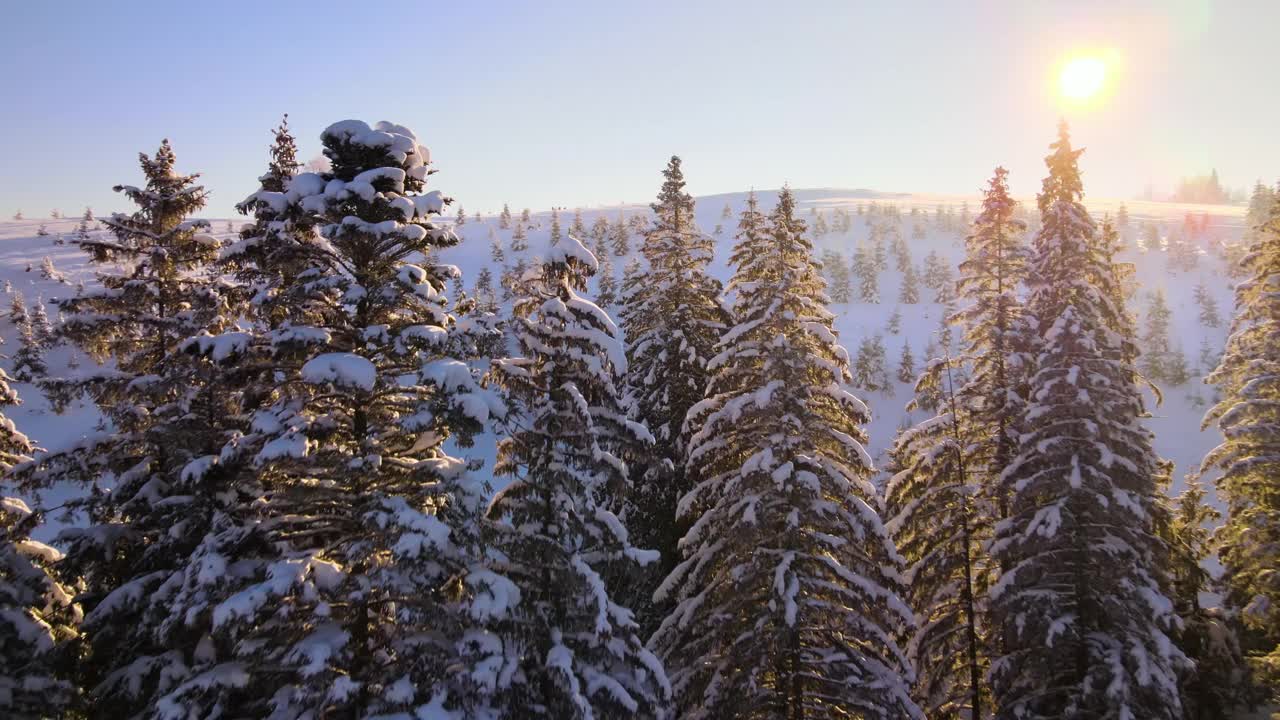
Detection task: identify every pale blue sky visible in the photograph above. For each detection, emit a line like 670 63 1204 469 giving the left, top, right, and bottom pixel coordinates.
2 0 1275 218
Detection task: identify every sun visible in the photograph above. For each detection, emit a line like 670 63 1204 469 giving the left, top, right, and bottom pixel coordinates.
1059 55 1108 102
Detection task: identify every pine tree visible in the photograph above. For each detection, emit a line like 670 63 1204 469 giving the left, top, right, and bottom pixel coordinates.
827 250 852 303
38 257 66 284
8 292 28 327
1116 201 1130 231
550 208 562 245
852 334 890 392
512 221 529 252
12 139 238 716
1160 475 1257 719
0 369 79 719
923 250 948 292
609 213 631 256
474 266 498 314
896 339 916 384
596 252 619 308
617 157 727 635
853 244 880 303
486 235 670 718
989 122 1185 720
1201 185 1280 705
1242 180 1275 249
500 202 512 229
720 203 731 221
1194 282 1221 328
899 262 921 304
570 207 587 239
11 211 21 220
223 113 308 327
521 207 532 224
654 188 919 719
1141 288 1190 385
490 226 506 263
35 224 48 237
887 306 903 335
455 204 467 225
175 120 505 718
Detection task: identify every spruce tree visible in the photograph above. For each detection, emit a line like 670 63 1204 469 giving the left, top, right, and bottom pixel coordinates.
499 202 512 229
1160 475 1257 718
0 372 79 719
653 188 919 719
827 250 852 303
570 207 586 239
12 139 241 716
597 252 619 308
896 339 916 384
486 236 670 718
617 156 727 635
550 208 562 244
854 244 880 303
989 123 1185 720
898 262 921 304
609 213 631 257
1201 185 1280 705
511 222 529 252
176 120 508 718
1194 282 1221 328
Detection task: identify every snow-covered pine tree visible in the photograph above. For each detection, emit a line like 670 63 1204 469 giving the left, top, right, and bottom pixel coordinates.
512 222 529 253
456 204 467 225
888 306 903 335
222 113 313 328
174 120 506 718
923 249 947 293
0 371 79 719
852 334 890 392
571 207 587 239
886 350 991 719
486 234 669 718
1201 185 1280 704
597 252 619 308
1159 474 1257 718
521 208 532 225
618 156 727 635
653 187 919 719
899 262 921 304
550 208 562 244
500 202 512 229
889 173 1038 715
827 250 852 303
610 213 631 257
0 494 80 718
896 339 916 384
8 293 27 327
490 226 506 264
10 139 244 716
989 122 1185 720
1193 282 1221 328
854 243 880 303
10 311 46 383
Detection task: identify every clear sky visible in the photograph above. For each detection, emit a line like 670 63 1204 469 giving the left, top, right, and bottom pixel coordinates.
2 0 1276 218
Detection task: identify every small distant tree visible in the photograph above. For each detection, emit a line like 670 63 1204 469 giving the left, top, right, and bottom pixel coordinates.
887 306 903 334
609 213 630 256
549 208 562 245
570 207 587 239
38 256 67 284
899 263 921 304
897 339 916 383
499 202 512 229
35 224 48 237
489 226 505 264
520 207 531 224
11 210 21 220
853 245 879 303
852 334 890 391
455 204 466 225
511 222 528 252
1194 282 1221 328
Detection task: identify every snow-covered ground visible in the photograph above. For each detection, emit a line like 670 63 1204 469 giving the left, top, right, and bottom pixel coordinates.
0 189 1245 544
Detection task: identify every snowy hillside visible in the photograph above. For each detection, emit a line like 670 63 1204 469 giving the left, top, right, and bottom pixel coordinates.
0 190 1245 539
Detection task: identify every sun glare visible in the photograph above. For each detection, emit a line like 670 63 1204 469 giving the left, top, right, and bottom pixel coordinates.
1059 55 1108 102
